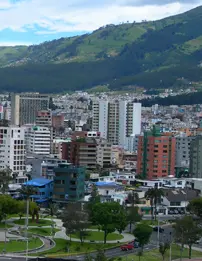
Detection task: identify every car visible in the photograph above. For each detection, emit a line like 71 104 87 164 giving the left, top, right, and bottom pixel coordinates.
168 210 174 215
174 210 179 215
120 244 134 251
153 226 164 233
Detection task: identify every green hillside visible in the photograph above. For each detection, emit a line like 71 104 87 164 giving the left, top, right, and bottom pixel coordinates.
1 6 202 92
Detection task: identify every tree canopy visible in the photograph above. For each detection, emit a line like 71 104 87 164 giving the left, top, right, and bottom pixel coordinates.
92 202 127 243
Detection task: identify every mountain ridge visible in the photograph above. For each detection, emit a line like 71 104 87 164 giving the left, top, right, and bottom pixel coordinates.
1 5 202 92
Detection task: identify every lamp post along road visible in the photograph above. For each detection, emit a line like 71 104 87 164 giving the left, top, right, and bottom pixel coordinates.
25 198 29 261
157 216 160 247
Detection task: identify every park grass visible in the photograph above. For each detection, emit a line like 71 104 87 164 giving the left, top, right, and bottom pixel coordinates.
35 239 121 257
121 244 202 261
0 222 12 229
0 238 42 253
28 227 60 236
71 231 123 241
13 218 54 227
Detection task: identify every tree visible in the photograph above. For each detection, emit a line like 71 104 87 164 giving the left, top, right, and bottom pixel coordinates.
137 250 143 261
92 202 127 243
127 206 142 233
159 242 170 261
187 198 202 219
43 202 59 219
18 185 38 258
17 201 25 220
145 188 164 221
87 184 100 221
173 216 202 259
62 203 89 243
127 191 140 206
95 248 107 261
0 168 13 194
133 224 153 251
18 185 38 221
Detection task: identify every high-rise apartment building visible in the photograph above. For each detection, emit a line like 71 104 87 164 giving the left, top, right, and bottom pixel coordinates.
96 139 112 168
137 126 176 180
175 135 196 177
25 126 51 155
11 93 49 126
35 110 52 127
0 126 26 176
92 100 141 146
52 113 64 130
190 136 202 178
62 138 97 170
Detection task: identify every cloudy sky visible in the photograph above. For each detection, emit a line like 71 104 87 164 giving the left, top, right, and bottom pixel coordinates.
0 0 201 46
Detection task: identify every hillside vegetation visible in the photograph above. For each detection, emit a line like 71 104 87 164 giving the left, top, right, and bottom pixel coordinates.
1 6 202 92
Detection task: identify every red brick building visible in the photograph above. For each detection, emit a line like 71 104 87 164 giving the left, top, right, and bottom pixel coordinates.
137 126 176 180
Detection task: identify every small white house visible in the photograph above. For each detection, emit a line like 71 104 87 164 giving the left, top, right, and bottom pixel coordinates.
161 189 199 214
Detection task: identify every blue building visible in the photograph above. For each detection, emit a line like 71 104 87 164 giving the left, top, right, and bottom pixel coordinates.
53 163 85 203
23 178 53 204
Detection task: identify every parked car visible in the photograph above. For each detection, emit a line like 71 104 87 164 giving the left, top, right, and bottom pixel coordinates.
120 243 134 251
153 226 164 233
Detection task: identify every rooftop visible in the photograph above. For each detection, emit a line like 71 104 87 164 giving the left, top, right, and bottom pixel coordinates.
24 178 53 187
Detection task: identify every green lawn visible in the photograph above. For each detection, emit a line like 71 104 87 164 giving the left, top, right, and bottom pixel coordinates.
35 239 121 257
120 244 202 261
28 227 60 236
71 231 123 241
0 238 42 253
13 218 53 227
0 222 12 229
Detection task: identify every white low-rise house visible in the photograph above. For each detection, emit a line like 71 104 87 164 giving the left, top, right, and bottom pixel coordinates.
135 179 164 188
111 193 128 205
161 189 199 214
98 176 116 183
116 173 136 185
95 181 123 196
162 178 187 189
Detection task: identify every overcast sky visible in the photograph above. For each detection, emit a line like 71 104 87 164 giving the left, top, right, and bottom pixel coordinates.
0 0 201 46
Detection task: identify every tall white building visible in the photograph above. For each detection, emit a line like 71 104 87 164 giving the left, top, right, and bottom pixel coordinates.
92 100 141 146
0 126 26 176
25 126 51 155
11 93 49 126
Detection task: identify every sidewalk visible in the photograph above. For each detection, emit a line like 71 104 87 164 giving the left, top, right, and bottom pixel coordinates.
54 228 134 243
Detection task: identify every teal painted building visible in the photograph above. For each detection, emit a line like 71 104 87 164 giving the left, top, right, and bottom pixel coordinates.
53 163 85 202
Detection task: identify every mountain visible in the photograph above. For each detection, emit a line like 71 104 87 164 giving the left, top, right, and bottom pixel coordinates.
1 6 202 93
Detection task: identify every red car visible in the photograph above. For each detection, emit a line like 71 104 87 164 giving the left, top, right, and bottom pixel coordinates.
120 243 134 251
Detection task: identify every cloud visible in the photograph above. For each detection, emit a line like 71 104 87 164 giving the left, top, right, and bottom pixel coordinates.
0 0 201 35
0 41 32 46
120 0 201 6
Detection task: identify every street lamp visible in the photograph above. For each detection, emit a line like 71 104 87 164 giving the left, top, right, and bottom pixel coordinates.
169 232 172 261
25 198 29 261
157 214 160 247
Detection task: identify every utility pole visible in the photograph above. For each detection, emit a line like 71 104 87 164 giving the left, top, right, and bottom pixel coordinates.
169 232 172 261
157 215 160 248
